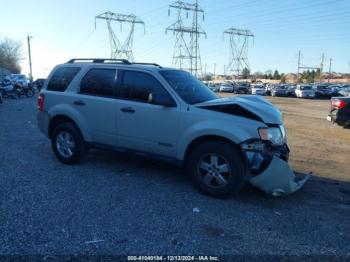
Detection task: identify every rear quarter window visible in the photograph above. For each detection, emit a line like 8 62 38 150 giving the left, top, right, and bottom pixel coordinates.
47 67 81 92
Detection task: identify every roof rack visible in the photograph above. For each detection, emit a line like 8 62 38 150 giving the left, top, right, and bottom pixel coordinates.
131 62 162 68
66 58 131 64
66 59 162 68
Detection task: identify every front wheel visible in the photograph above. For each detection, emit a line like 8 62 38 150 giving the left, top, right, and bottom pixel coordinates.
51 122 87 164
187 141 245 198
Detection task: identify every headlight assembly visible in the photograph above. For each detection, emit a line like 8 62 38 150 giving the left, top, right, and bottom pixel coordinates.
258 127 285 146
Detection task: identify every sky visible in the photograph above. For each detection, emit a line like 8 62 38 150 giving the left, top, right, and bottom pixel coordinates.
0 0 349 78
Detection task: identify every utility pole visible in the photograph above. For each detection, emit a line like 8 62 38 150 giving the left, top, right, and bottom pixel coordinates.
297 50 301 83
166 0 206 77
223 28 254 78
319 53 325 83
95 11 145 61
213 63 216 78
194 0 198 76
27 35 33 84
328 58 333 83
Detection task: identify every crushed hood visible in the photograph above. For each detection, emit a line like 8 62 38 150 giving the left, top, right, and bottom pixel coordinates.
195 95 283 125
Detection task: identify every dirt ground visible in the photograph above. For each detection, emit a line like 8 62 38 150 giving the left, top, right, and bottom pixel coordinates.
220 94 350 182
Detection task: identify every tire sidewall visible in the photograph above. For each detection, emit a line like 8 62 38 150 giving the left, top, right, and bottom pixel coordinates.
26 89 34 97
51 123 85 164
187 141 245 198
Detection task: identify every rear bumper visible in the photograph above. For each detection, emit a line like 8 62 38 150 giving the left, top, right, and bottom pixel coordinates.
328 110 350 127
37 111 50 137
241 140 309 196
299 94 315 98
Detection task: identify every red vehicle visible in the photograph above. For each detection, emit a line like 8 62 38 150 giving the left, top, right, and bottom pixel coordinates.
328 97 350 128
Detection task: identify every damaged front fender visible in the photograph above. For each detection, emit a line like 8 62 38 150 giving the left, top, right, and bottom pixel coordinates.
249 156 310 196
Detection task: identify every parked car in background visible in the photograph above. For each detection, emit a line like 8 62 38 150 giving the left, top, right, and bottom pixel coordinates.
271 85 289 97
286 85 296 97
328 97 350 128
265 84 275 96
234 83 250 94
338 85 350 97
251 84 266 95
33 78 46 91
219 84 234 93
9 74 28 86
314 84 336 98
295 85 315 98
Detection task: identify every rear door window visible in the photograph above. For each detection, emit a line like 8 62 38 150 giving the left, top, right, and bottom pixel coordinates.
47 67 81 92
80 68 116 97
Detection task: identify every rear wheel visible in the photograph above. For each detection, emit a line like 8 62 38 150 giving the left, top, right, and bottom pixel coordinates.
51 122 87 164
187 141 245 198
26 88 34 97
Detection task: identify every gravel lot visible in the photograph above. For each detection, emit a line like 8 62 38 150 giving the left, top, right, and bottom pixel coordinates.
0 96 350 259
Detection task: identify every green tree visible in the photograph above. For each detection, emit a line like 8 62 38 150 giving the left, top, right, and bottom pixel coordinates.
273 70 280 80
242 67 250 79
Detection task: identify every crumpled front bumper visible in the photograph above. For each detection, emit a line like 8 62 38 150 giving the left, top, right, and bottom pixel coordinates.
249 156 310 196
241 140 309 196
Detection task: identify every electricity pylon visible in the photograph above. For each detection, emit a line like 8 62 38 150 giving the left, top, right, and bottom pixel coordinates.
166 1 206 77
95 11 145 62
223 28 254 77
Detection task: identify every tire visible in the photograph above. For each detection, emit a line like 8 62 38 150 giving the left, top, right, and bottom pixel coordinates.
15 90 21 98
186 141 245 198
26 88 34 97
51 122 87 164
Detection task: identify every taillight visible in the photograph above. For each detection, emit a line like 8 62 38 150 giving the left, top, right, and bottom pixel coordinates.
37 94 45 111
331 99 347 110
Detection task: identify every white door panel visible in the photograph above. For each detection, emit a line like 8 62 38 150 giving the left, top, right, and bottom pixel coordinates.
116 99 180 157
72 93 116 145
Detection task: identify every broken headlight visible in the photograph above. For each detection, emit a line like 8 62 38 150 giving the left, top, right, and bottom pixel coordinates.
258 126 284 146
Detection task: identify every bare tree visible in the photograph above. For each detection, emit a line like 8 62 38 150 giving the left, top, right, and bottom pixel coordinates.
0 37 22 73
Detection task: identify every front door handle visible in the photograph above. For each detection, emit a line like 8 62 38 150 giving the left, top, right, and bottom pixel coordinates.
74 100 85 106
121 107 135 113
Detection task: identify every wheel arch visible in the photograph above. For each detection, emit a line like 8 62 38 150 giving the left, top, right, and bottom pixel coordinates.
182 135 247 169
49 115 86 141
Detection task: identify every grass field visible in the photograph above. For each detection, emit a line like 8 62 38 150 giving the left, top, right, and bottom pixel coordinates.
220 93 350 182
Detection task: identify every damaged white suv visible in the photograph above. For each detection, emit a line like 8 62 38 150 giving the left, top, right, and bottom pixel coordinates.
37 59 308 197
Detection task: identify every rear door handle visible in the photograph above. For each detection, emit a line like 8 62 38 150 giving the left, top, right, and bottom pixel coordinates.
121 107 135 113
74 100 85 106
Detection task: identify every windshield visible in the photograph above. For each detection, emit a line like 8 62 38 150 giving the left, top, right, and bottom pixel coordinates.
317 86 330 90
275 86 287 89
160 70 218 104
300 85 312 90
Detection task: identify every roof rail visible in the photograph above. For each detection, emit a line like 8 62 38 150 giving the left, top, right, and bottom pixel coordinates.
131 62 162 68
66 58 131 64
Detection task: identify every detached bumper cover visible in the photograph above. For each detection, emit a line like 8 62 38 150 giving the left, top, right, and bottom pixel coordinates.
249 156 310 196
241 140 309 196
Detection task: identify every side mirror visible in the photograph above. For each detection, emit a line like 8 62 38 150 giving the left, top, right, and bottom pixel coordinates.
148 93 176 107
